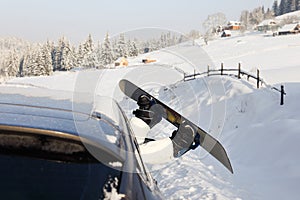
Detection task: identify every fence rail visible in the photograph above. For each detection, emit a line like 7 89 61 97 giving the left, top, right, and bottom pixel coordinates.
183 63 286 105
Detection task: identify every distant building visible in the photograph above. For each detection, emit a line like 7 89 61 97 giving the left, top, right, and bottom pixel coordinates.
115 57 128 67
226 21 241 30
142 58 157 64
257 19 279 32
216 25 224 33
278 23 300 35
221 30 232 37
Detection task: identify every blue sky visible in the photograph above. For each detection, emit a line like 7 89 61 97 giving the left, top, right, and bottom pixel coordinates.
0 0 274 44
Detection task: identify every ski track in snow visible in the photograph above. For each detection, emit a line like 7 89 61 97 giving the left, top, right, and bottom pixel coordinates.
1 32 300 200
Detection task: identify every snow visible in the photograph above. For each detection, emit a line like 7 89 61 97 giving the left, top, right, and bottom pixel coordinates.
278 23 299 32
276 10 300 20
1 32 300 199
257 19 277 26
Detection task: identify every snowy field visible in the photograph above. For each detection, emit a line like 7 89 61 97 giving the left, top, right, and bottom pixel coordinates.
1 32 300 199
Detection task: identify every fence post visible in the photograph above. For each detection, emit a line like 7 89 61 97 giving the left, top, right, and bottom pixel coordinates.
280 85 286 105
238 63 241 79
194 69 196 79
221 63 224 75
257 69 260 89
184 72 186 82
207 65 210 76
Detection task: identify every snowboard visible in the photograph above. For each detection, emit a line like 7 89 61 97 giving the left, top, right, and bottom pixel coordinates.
119 79 233 173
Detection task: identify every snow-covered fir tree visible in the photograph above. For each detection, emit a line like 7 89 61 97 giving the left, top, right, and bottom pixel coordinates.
3 51 19 77
100 32 114 67
77 44 84 67
264 8 275 19
273 0 280 16
279 0 289 15
23 49 39 76
81 34 99 68
95 42 103 68
59 38 74 71
127 39 139 57
166 32 175 47
114 33 128 60
37 42 53 75
290 0 297 12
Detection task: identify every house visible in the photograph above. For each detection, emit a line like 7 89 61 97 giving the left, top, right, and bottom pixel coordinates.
114 57 128 67
278 23 300 35
216 25 224 33
142 58 156 64
257 19 279 32
226 21 241 30
221 30 232 37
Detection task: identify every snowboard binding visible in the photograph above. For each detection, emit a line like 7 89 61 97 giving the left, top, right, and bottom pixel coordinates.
133 94 163 128
170 121 200 157
134 94 200 157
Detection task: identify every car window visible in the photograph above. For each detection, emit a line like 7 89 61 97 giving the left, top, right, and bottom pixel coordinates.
0 154 122 200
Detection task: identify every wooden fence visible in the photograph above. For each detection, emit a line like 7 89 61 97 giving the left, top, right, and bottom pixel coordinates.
183 63 286 105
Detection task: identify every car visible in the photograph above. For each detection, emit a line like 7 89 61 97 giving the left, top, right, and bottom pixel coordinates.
0 87 163 200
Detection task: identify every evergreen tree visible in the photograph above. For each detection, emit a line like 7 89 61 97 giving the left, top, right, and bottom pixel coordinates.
273 0 280 16
54 38 64 71
38 42 53 75
60 38 73 71
127 39 138 57
83 34 93 53
297 0 300 10
100 32 114 67
286 0 292 13
265 8 275 19
290 0 297 11
4 51 19 77
23 50 39 76
279 0 289 15
95 42 103 68
160 33 167 49
81 34 98 68
114 33 127 59
53 37 75 71
77 44 84 67
51 45 59 71
18 56 24 77
279 0 285 15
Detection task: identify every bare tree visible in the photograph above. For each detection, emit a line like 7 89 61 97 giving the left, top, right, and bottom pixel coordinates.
203 12 227 40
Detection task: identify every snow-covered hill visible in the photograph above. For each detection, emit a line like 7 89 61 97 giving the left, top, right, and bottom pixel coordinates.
1 32 300 199
276 10 300 21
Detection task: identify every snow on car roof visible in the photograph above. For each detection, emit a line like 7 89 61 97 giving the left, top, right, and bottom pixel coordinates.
0 88 127 156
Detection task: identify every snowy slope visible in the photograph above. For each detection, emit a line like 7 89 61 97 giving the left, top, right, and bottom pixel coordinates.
1 32 300 199
276 10 300 20
200 32 300 84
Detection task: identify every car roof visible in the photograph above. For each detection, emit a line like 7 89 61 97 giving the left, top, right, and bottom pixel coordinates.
0 87 129 161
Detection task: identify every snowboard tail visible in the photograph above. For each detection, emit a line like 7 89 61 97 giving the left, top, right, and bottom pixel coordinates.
119 79 233 173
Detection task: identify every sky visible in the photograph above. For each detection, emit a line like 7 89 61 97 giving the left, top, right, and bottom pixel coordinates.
0 0 274 44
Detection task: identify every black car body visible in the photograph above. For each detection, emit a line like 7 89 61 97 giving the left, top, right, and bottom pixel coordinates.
0 87 163 200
